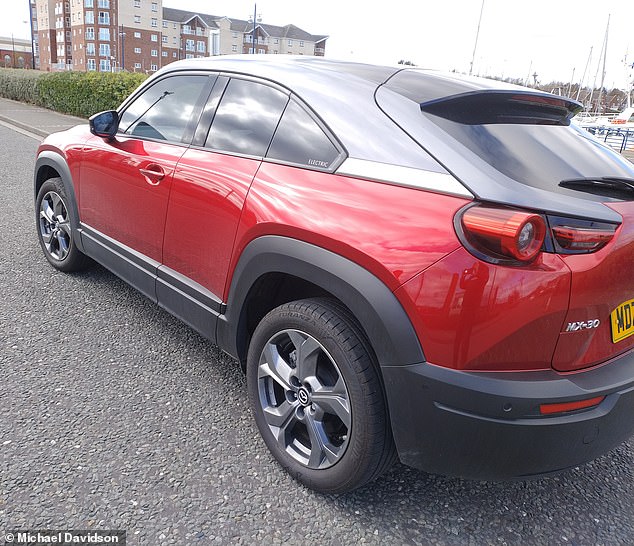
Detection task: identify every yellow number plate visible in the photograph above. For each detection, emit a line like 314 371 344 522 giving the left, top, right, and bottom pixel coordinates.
611 299 634 343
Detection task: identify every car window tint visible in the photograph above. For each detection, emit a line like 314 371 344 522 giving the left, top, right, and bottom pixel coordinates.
205 79 288 156
267 100 341 170
119 75 208 143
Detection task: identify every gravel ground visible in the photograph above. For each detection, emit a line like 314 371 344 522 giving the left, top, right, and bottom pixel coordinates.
1 124 634 545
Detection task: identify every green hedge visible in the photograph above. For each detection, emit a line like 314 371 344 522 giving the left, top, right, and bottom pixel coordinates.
0 69 147 118
0 69 40 104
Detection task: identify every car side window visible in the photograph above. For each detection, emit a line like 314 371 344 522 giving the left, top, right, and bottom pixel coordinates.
205 78 288 157
266 99 341 170
119 75 208 143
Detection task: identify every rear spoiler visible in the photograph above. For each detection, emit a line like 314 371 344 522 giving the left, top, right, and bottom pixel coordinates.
420 91 583 126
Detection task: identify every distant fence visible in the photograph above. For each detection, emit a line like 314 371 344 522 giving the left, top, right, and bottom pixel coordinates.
580 125 634 154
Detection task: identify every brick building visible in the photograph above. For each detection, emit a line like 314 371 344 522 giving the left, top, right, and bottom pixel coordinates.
0 36 34 69
30 0 327 73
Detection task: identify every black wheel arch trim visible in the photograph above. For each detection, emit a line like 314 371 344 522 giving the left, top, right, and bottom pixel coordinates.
34 151 85 253
216 235 425 368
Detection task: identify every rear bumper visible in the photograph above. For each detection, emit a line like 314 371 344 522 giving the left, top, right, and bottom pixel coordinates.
382 349 634 479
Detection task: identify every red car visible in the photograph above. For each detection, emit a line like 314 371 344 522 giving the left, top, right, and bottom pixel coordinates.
34 56 634 493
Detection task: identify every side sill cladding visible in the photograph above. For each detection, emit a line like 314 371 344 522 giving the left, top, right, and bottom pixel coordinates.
34 151 85 253
216 236 425 368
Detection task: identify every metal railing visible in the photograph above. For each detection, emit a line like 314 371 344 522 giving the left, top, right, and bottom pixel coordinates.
581 125 634 154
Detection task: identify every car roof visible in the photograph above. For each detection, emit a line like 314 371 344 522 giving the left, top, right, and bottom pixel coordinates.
151 56 527 172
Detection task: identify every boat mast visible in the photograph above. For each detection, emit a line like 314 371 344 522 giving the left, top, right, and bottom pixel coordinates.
469 0 485 76
576 46 592 102
596 15 610 113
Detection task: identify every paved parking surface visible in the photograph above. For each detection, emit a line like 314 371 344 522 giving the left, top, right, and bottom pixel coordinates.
1 123 634 545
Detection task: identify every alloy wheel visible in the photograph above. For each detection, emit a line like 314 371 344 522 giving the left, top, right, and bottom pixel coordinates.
39 191 72 261
257 328 351 469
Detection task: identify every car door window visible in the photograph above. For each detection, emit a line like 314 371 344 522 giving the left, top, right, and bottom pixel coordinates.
119 75 208 143
266 99 342 171
205 78 288 157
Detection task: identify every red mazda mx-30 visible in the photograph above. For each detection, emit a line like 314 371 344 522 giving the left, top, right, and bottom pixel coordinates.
34 56 634 493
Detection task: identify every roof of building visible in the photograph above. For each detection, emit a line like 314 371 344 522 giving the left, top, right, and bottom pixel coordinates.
162 7 326 42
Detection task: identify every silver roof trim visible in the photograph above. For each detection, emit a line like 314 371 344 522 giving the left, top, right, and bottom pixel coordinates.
336 158 473 198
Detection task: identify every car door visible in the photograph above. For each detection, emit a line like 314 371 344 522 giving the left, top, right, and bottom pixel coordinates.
79 74 211 267
157 76 289 333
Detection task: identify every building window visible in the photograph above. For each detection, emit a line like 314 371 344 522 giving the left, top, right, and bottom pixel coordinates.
134 47 141 54
274 39 279 44
288 39 293 46
151 2 157 11
86 42 95 55
197 41 205 53
258 48 265 54
232 45 237 52
300 41 304 47
150 64 158 71
161 51 167 57
183 25 192 34
99 43 110 57
162 36 167 43
172 52 177 58
84 0 93 7
133 0 140 7
98 28 110 41
232 32 237 38
151 49 157 57
99 58 110 71
134 62 141 69
151 34 157 42
134 15 140 24
85 11 94 24
162 21 168 28
85 27 94 39
185 39 194 52
151 18 157 27
87 58 96 71
98 12 109 25
98 0 109 7
134 31 141 38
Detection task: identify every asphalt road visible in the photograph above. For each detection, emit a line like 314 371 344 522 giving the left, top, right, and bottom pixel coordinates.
1 122 634 546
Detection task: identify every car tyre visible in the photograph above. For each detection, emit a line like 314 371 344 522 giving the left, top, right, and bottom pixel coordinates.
36 177 89 272
247 298 396 493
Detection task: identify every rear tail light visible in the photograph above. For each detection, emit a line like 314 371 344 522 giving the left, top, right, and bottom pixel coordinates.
551 224 617 253
459 205 546 264
456 204 620 265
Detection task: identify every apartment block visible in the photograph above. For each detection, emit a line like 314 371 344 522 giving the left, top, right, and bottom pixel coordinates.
31 0 327 73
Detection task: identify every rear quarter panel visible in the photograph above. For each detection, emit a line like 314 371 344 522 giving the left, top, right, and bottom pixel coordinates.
228 162 470 300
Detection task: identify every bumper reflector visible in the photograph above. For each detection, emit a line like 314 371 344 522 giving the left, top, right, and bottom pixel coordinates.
540 396 605 415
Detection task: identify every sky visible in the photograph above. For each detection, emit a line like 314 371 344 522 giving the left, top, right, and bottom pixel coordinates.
3 0 633 91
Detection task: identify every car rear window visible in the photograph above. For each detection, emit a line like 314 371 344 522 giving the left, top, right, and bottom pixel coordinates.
383 71 634 196
425 117 634 193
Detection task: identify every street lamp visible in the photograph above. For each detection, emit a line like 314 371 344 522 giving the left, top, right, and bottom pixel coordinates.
248 4 262 54
24 18 35 69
